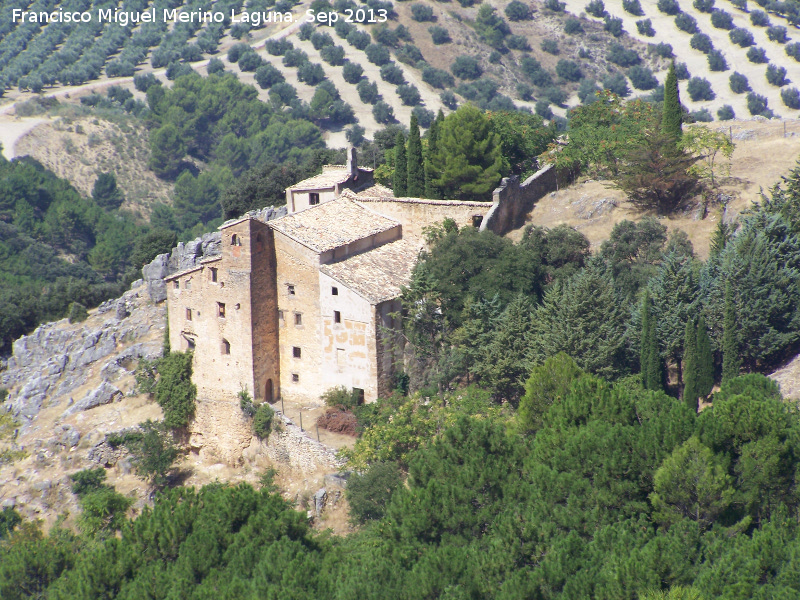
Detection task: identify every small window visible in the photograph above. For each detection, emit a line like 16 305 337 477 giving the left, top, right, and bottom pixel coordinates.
294 313 302 326
185 279 192 290
334 310 341 324
292 373 299 383
186 308 192 321
293 347 302 358
186 338 195 351
472 215 483 228
287 284 295 296
174 280 180 289
210 267 218 283
278 310 285 326
332 286 338 295
231 233 241 246
336 348 345 366
221 338 230 354
310 192 320 206
353 388 365 405
218 302 226 318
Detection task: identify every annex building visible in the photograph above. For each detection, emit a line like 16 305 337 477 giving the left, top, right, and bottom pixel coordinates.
164 150 557 406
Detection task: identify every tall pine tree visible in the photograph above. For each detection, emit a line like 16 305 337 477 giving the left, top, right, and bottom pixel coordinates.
722 282 741 382
662 61 682 143
407 114 425 197
393 131 407 197
683 318 699 412
696 315 714 398
425 109 444 199
640 290 662 391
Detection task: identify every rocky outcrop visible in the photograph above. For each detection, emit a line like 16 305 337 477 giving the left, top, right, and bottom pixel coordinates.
141 205 287 303
62 382 123 417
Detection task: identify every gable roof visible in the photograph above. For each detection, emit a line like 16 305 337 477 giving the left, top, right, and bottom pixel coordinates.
320 238 422 304
268 196 400 253
288 165 352 191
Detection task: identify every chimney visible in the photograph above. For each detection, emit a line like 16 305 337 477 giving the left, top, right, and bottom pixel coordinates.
347 147 358 177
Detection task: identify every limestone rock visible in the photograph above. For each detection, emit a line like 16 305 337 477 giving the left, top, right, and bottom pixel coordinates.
62 382 122 417
314 488 327 517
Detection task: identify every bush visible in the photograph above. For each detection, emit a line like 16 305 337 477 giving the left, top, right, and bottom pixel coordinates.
564 18 584 34
68 302 88 323
346 462 403 523
348 29 372 50
541 39 559 54
506 0 531 20
335 19 355 39
710 9 734 29
747 92 772 116
206 58 225 75
767 26 788 43
629 65 658 90
155 352 197 429
578 78 600 103
604 16 624 37
298 22 314 41
440 90 458 109
422 65 455 88
603 72 631 96
535 99 554 119
311 31 334 50
365 43 391 66
544 0 566 10
298 62 326 85
729 71 750 93
675 62 690 80
165 62 194 80
543 85 568 105
693 0 714 11
265 38 293 56
397 84 422 105
283 48 309 67
750 10 770 26
412 106 436 127
637 19 655 36
70 468 107 497
556 60 582 81
729 28 755 47
652 42 673 58
658 0 681 15
687 77 715 101
623 0 644 15
320 45 346 66
269 82 298 105
451 55 483 79
747 47 768 63
707 50 728 71
227 43 250 63
689 108 713 122
254 64 285 89
372 25 399 47
649 85 665 102
0 389 8 403
691 33 714 54
429 26 451 44
342 61 364 84
357 79 379 103
782 87 800 109
675 13 698 33
730 0 747 9
607 44 640 67
717 104 735 120
767 64 789 86
585 0 607 18
411 3 435 20
253 404 274 439
787 42 800 62
346 124 366 146
380 63 406 85
373 101 396 123
396 44 424 65
507 35 531 51
517 82 534 100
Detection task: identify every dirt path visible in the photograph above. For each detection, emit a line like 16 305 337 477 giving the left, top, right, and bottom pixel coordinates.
0 117 49 160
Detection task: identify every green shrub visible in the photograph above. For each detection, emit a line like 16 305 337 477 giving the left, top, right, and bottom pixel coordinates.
687 77 715 101
691 33 714 54
694 0 714 10
675 13 698 33
747 47 768 63
604 15 624 36
675 62 691 80
365 43 391 65
628 65 658 90
311 31 334 50
535 99 554 119
710 9 734 29
451 56 483 79
717 105 735 120
67 302 88 324
0 389 8 403
750 10 770 26
786 42 800 62
397 84 421 105
541 39 559 54
747 92 772 117
154 352 196 429
636 19 655 36
134 358 158 395
322 386 361 410
70 468 107 497
239 388 256 417
729 71 750 93
373 101 396 124
380 63 405 85
729 28 755 47
121 420 179 490
602 72 631 97
429 26 451 44
767 25 788 43
441 90 458 109
767 64 788 86
506 35 531 50
411 3 434 20
544 0 565 10
707 50 728 71
253 404 274 439
506 0 531 20
781 88 800 109
357 79 379 104
347 29 371 50
689 108 713 122
342 62 364 84
346 462 403 522
564 18 584 34
652 42 673 58
585 0 606 18
658 0 681 14
623 0 643 15
556 60 582 82
607 44 640 67
422 65 455 88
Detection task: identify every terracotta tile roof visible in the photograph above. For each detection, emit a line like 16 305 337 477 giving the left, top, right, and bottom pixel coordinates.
353 184 395 198
289 165 351 190
268 197 400 253
320 238 422 304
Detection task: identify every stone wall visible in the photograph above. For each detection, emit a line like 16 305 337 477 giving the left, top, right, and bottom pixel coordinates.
480 164 565 236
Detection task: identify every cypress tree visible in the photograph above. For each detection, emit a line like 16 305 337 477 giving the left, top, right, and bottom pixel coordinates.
425 109 444 199
640 291 662 390
722 282 741 382
407 114 425 197
662 62 682 143
393 131 407 197
696 315 714 398
683 318 699 412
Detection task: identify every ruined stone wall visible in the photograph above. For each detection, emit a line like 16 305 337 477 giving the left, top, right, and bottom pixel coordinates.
318 272 379 402
250 223 280 402
480 164 563 236
189 397 254 465
273 233 323 403
351 197 492 239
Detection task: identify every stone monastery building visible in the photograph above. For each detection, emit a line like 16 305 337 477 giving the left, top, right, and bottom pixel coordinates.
165 150 556 406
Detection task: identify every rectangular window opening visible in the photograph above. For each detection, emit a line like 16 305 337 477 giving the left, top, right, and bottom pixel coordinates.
287 284 295 296
332 286 338 295
174 280 180 289
218 302 226 318
293 346 302 358
294 313 302 326
210 267 218 282
292 373 299 383
310 192 320 206
334 310 341 324
186 308 192 321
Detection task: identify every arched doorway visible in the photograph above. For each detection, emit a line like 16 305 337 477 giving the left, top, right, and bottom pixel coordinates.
265 379 274 403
